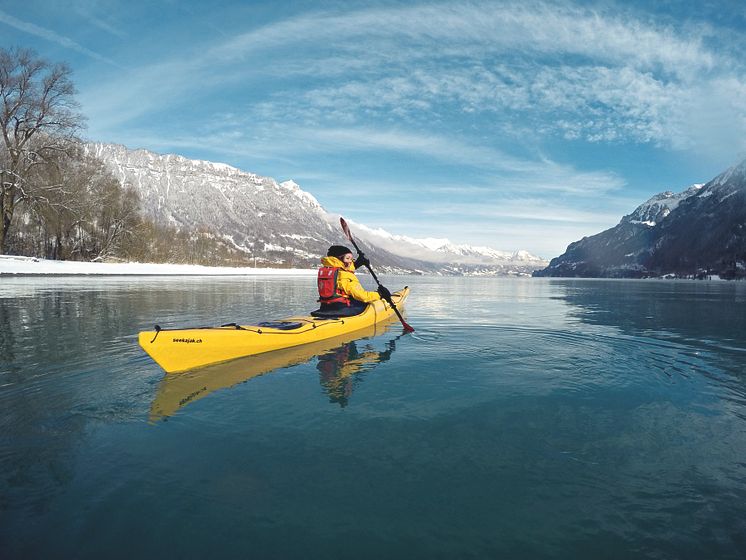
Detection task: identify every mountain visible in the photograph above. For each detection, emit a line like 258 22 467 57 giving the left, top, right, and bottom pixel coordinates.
86 143 546 275
86 142 340 268
534 158 746 278
348 222 546 275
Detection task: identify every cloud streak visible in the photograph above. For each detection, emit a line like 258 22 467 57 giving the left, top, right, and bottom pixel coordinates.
77 1 746 157
132 121 625 198
0 9 119 66
203 2 741 153
420 200 624 226
212 1 718 74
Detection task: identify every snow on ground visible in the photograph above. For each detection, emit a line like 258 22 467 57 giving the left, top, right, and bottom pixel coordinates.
0 255 316 276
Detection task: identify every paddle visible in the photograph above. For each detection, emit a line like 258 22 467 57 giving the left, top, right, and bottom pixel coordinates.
340 217 415 333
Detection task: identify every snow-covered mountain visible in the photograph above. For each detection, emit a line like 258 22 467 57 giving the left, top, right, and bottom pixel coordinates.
86 143 546 275
534 157 746 278
622 184 704 227
86 143 339 266
347 221 545 266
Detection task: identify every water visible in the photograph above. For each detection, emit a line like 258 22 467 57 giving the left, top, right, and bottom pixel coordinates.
1 276 746 559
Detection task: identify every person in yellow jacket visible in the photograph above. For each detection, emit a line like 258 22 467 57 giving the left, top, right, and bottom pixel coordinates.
312 245 391 317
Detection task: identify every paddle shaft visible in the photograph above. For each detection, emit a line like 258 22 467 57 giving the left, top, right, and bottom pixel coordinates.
340 217 414 332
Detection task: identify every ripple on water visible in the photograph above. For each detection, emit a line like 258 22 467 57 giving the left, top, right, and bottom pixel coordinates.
401 321 731 398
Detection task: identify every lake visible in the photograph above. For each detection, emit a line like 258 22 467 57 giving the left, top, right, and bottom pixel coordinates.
1 275 745 559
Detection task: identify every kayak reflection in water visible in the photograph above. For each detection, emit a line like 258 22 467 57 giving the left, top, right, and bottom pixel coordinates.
317 337 397 407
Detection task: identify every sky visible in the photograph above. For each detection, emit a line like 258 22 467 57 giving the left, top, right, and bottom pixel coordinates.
2 0 746 259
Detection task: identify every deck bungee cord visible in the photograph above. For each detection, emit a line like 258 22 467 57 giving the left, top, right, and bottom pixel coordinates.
148 317 350 343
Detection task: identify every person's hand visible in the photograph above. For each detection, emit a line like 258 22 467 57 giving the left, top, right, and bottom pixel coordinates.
354 253 370 269
377 285 392 301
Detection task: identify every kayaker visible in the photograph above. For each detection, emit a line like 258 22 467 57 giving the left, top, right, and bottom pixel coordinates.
313 245 391 317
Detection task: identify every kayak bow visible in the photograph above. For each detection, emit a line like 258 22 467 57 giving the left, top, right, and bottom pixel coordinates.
138 287 409 373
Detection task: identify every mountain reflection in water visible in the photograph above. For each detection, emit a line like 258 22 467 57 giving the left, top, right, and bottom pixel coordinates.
149 318 400 421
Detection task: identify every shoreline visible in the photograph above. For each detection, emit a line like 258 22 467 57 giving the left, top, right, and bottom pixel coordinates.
0 255 316 277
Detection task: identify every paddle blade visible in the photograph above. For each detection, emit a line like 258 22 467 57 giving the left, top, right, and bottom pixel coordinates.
340 217 352 242
387 298 414 333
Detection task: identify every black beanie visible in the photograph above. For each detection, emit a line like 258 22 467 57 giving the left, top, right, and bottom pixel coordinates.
327 245 352 258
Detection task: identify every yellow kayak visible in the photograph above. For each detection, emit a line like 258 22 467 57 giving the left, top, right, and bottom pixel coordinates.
149 317 399 421
138 287 409 373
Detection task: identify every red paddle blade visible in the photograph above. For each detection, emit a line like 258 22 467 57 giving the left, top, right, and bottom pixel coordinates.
340 217 352 242
390 300 415 332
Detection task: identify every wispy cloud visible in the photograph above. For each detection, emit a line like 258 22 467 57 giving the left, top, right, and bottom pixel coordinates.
0 9 120 66
146 121 626 195
290 126 627 195
420 200 623 226
216 2 739 152
73 3 127 38
211 1 717 74
78 1 746 156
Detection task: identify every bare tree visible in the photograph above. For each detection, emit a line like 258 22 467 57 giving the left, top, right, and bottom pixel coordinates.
0 47 84 253
84 160 141 261
22 149 142 261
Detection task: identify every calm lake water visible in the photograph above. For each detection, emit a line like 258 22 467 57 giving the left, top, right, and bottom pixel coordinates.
2 275 746 559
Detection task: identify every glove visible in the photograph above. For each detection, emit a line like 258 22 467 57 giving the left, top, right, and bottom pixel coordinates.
354 253 370 269
377 285 392 301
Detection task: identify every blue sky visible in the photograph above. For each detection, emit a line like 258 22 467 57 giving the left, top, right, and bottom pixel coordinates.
2 0 745 258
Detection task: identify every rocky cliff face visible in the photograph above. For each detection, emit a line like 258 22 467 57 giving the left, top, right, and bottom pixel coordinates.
86 143 340 267
645 162 746 276
534 159 746 278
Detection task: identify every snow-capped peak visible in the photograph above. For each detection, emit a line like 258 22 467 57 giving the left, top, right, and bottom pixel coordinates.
279 180 323 209
417 238 452 251
623 183 703 227
341 219 544 264
711 157 746 187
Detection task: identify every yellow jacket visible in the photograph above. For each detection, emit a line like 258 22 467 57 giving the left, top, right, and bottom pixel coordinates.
320 256 381 303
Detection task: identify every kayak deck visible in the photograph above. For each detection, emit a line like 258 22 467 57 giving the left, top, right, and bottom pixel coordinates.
138 287 409 373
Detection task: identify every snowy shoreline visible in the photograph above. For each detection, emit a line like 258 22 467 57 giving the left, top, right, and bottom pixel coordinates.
1 255 737 281
0 255 316 277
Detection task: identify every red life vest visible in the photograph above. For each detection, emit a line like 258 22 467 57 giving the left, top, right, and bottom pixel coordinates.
317 266 351 306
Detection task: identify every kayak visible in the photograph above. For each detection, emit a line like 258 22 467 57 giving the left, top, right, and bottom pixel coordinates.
149 317 398 421
138 287 409 373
